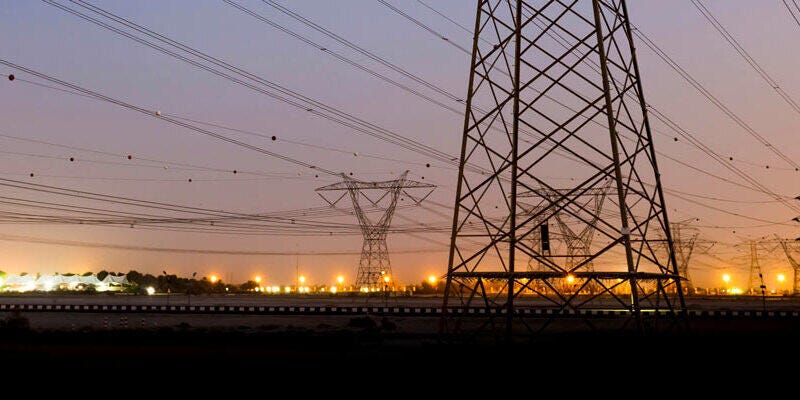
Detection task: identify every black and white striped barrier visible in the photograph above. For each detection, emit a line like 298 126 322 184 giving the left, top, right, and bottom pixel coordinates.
0 303 798 319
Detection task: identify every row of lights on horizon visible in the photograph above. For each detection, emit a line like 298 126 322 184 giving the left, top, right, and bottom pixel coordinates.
201 273 441 287
720 273 788 294
721 273 787 284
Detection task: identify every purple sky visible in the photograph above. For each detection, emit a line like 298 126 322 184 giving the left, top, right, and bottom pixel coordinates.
0 1 798 289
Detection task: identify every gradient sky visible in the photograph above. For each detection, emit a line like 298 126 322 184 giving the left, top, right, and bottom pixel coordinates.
0 1 798 288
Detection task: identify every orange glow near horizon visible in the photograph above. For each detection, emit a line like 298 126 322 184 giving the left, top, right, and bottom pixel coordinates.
210 275 218 283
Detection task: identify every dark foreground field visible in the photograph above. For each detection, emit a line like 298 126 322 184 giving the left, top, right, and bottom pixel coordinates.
1 309 799 377
2 295 800 378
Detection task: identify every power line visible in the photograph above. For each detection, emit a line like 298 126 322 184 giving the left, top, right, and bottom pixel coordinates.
0 73 446 173
1 58 337 175
10 2 792 241
690 0 800 115
631 25 800 171
378 1 800 216
223 0 462 115
0 232 446 256
46 0 468 172
783 0 800 29
239 1 582 170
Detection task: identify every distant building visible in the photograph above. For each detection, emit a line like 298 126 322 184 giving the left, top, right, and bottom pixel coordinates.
0 273 129 292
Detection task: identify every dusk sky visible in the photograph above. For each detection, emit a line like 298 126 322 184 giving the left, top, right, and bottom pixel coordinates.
1 0 798 288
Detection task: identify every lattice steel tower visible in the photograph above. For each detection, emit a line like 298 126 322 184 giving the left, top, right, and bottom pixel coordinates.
317 171 434 290
777 239 800 295
668 220 712 295
746 240 765 295
443 0 685 335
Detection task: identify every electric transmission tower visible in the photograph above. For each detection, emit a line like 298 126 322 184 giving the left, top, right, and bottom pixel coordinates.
746 240 765 295
538 181 612 273
517 204 555 272
776 237 799 295
316 171 434 290
442 0 685 336
667 219 713 295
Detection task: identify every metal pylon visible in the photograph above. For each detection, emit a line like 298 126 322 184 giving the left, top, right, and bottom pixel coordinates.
777 239 800 295
746 240 764 295
316 171 434 290
538 181 612 273
665 219 712 295
442 0 685 337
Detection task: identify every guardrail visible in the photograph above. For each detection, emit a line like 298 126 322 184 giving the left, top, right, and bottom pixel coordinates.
1 303 799 319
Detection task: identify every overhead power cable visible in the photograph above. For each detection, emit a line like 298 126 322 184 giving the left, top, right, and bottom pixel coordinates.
46 0 472 172
402 1 800 215
690 0 800 115
0 232 446 256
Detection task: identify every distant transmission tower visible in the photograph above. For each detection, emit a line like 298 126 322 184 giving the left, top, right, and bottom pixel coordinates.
668 220 712 295
316 171 434 290
442 0 685 335
517 204 554 272
746 240 765 295
538 181 612 273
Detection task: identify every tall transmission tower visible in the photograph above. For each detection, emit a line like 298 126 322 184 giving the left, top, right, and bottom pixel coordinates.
442 0 685 336
777 238 799 295
316 171 434 290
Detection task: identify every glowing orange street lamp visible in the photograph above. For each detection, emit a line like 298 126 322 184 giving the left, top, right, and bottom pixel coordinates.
428 275 437 284
210 275 219 283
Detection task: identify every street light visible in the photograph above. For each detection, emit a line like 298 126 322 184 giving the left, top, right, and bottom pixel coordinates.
778 274 786 283
428 275 437 284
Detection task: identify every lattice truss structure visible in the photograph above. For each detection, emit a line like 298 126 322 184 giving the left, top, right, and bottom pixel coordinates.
659 220 713 295
777 238 800 295
317 171 434 289
443 0 685 334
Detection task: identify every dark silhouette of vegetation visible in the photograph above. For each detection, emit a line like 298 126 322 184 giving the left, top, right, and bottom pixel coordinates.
415 280 442 294
96 270 109 281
